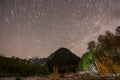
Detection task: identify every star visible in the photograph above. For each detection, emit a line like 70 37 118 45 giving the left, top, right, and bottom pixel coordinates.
0 0 120 59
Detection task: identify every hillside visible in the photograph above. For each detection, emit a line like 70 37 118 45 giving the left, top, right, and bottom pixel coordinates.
46 47 81 73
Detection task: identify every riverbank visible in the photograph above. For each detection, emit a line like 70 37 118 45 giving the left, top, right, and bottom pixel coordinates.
0 75 120 80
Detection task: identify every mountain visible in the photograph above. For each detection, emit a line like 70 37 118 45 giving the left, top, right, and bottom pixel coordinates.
28 57 47 64
46 47 81 73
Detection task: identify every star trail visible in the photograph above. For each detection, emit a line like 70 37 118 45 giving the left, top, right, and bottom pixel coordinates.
0 0 120 58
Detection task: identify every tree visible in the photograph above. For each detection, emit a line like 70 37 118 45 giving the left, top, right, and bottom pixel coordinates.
116 26 120 35
96 59 109 76
81 26 120 76
39 66 49 75
88 41 96 51
52 66 59 80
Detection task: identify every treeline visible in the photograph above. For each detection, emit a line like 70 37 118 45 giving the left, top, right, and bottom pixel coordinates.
0 55 49 77
0 48 80 77
80 26 120 74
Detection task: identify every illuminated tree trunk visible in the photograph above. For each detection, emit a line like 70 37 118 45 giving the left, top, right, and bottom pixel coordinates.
53 66 59 80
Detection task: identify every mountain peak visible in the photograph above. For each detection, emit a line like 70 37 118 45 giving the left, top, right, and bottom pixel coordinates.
54 47 72 53
57 47 70 50
46 47 81 73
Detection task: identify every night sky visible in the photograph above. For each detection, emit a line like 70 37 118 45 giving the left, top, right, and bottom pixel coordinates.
0 0 120 59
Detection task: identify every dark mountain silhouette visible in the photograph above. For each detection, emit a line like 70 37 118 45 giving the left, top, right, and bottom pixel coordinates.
46 47 81 73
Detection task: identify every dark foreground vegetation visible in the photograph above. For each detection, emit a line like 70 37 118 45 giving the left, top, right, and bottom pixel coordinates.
80 26 120 75
0 55 49 77
0 47 80 77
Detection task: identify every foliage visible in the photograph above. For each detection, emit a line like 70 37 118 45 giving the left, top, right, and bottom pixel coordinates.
0 48 80 77
0 56 49 77
80 26 120 75
39 66 49 75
